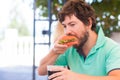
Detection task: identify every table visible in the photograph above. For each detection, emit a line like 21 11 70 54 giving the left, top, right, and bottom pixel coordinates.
38 75 48 80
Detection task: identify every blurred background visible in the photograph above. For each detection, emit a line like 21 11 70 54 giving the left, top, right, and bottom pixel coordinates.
0 0 120 80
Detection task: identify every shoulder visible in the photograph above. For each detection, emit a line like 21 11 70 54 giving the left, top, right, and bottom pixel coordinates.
103 37 120 49
98 37 120 57
103 37 120 60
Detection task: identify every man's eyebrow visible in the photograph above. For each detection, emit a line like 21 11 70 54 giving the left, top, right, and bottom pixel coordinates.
62 21 75 27
61 23 65 26
68 21 76 25
61 23 66 28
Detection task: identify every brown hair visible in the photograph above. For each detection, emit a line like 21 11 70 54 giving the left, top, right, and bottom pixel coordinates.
58 0 97 31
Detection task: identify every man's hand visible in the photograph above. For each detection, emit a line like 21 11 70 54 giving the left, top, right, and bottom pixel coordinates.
48 66 79 80
52 37 70 55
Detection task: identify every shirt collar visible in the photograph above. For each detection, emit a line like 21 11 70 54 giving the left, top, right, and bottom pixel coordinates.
96 26 106 48
88 26 106 55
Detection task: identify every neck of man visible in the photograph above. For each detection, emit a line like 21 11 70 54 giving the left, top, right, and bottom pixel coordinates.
82 30 97 57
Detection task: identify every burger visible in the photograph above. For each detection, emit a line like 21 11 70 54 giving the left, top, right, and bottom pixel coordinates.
58 35 78 47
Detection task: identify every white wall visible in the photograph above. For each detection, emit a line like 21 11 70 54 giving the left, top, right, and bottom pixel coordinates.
110 32 120 44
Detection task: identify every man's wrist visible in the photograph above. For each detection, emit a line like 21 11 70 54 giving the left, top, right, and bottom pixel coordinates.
50 48 60 56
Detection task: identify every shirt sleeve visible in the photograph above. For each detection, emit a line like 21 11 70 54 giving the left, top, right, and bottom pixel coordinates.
106 45 120 73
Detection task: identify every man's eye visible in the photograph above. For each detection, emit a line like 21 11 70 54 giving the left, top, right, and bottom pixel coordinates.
70 24 75 26
63 25 66 28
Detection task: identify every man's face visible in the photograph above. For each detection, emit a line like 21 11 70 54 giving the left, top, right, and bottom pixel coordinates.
62 15 89 48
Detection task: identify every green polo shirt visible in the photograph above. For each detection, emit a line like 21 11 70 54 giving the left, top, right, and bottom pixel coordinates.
54 27 120 76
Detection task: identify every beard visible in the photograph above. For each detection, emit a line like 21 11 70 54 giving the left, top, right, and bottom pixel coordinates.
73 31 89 56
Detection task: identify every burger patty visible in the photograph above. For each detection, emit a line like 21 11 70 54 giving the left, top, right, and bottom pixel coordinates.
58 38 77 44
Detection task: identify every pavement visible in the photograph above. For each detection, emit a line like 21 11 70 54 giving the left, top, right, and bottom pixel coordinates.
0 66 48 80
0 51 48 80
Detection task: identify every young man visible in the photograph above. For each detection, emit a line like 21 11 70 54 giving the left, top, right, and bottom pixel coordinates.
38 0 120 80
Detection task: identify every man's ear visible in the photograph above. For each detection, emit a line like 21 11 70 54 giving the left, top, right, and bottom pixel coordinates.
88 17 92 29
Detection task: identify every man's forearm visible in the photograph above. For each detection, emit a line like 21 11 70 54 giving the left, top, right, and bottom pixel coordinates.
38 49 59 75
76 73 120 80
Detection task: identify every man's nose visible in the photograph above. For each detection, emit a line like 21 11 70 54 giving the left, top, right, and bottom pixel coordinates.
65 28 72 35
